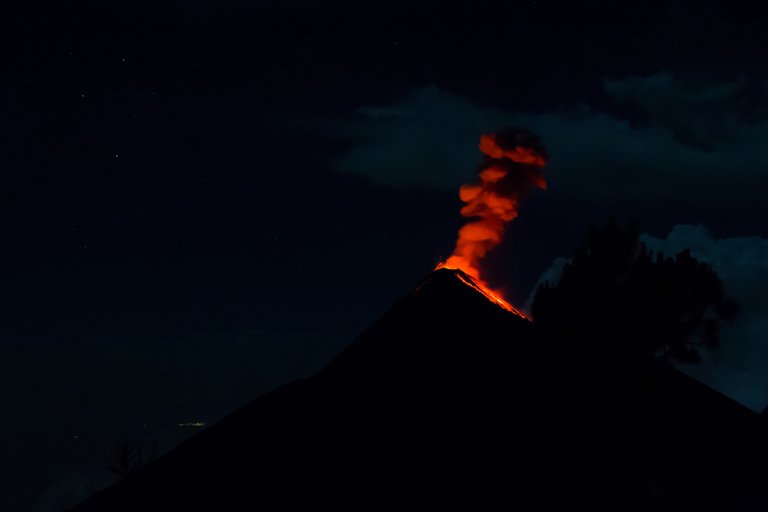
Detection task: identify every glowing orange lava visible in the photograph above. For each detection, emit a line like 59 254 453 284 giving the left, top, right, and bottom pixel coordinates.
436 265 526 317
437 130 547 316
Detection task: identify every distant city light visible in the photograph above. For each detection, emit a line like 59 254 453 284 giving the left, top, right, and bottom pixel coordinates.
178 421 206 428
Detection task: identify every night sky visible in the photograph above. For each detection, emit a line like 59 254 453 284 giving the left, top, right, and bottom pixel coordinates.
4 1 768 509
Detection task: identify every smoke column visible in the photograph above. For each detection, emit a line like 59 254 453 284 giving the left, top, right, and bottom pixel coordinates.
440 128 548 291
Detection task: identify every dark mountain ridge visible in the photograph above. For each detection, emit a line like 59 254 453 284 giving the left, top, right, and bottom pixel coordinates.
71 268 765 510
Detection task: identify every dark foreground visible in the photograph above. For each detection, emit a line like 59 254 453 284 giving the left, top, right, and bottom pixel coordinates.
71 269 766 510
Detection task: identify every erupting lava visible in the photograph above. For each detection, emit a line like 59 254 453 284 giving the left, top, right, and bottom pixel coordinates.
437 129 548 316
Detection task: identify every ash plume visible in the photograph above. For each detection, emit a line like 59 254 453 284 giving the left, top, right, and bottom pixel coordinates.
440 128 548 289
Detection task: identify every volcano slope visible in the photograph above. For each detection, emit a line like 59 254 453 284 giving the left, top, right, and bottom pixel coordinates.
71 268 764 510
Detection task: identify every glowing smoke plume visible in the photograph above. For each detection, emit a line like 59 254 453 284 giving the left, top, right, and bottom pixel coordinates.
438 128 548 305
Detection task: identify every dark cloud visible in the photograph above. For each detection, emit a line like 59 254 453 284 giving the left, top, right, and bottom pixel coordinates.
318 85 511 189
317 77 768 236
604 72 755 147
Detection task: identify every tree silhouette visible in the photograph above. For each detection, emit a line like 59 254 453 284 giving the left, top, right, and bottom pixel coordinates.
105 436 158 480
531 218 739 363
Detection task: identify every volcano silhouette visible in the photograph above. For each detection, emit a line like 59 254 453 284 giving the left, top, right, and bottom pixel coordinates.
71 268 764 510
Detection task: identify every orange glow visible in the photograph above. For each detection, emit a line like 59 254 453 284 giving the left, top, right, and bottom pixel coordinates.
435 265 526 317
438 130 547 316
479 133 547 168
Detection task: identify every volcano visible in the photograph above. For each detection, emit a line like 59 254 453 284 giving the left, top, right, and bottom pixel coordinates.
71 269 765 511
